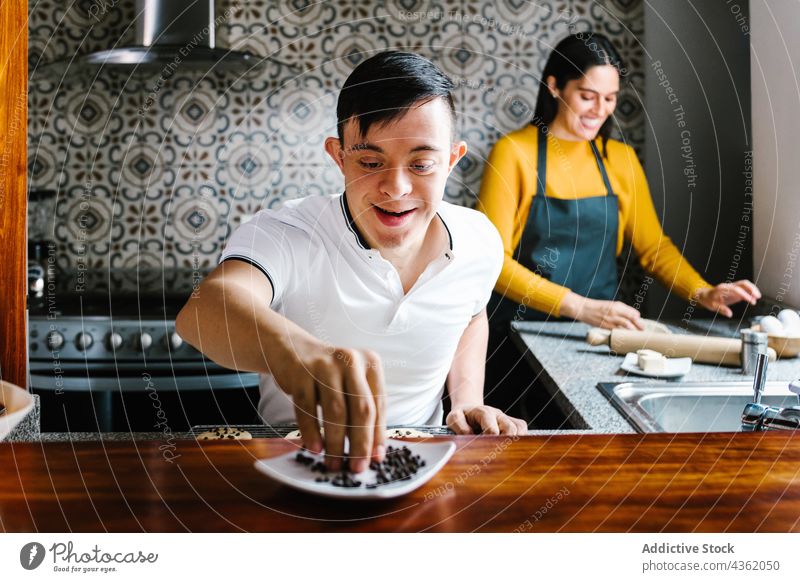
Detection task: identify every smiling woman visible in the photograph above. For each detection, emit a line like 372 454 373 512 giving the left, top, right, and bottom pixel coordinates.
478 33 761 417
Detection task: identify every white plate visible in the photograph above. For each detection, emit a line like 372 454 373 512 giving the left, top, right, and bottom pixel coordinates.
619 352 692 379
253 438 456 500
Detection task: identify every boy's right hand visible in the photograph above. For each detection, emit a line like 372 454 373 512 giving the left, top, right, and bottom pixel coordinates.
270 339 387 473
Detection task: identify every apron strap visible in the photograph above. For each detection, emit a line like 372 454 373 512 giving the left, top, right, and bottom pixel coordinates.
536 130 615 198
536 126 547 198
589 140 615 197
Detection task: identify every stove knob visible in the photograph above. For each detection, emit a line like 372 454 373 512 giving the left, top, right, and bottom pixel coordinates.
136 332 153 352
46 331 64 351
75 332 94 351
165 331 183 350
105 332 124 350
46 330 64 351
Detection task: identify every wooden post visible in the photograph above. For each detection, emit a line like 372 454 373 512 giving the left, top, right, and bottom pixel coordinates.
0 0 28 387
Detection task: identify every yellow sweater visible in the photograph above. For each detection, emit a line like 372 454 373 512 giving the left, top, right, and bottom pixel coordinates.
477 125 711 317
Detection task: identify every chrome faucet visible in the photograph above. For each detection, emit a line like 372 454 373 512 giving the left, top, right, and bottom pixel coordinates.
741 353 800 431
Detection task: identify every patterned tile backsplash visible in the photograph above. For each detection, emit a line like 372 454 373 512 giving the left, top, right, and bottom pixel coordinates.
28 0 645 271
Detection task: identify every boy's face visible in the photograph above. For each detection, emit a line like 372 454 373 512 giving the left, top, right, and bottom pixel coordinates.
325 98 466 252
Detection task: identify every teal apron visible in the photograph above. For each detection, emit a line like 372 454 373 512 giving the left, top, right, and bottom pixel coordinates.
489 127 620 328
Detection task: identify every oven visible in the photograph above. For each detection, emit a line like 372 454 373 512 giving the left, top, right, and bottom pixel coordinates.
28 268 261 432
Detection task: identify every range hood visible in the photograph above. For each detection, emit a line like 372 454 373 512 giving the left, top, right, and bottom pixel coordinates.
43 0 273 75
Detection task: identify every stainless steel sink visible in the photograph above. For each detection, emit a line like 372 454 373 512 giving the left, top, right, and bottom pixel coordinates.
597 381 800 433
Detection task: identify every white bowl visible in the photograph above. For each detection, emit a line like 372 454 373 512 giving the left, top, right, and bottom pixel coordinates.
0 381 35 441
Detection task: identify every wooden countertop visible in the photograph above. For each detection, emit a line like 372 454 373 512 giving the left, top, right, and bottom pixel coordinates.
2 433 800 532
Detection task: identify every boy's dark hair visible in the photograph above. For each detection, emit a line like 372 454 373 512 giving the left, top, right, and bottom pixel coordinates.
336 51 456 143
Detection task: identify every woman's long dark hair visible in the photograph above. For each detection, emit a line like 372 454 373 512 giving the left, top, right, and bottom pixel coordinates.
532 33 625 157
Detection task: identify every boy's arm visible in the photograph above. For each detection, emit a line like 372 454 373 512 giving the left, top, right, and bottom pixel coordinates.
176 260 386 472
446 309 528 435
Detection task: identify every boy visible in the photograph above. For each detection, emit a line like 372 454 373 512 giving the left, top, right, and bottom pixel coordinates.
177 52 526 472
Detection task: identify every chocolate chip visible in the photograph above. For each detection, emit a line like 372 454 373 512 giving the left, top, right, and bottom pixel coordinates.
293 445 426 489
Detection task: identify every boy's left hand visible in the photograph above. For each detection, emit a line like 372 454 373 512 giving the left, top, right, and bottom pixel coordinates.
447 405 528 435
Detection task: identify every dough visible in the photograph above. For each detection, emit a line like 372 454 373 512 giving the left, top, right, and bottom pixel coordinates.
196 427 252 440
637 349 667 373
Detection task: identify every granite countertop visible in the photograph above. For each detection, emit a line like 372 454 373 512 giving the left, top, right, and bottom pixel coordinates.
511 319 800 434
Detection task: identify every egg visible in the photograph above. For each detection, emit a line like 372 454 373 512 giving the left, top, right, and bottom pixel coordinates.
777 309 800 335
759 315 784 335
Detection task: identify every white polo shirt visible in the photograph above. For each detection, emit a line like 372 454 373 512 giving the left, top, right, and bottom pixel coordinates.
219 193 503 426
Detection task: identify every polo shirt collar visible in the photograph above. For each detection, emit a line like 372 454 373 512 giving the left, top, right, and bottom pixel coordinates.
340 192 371 250
338 192 455 253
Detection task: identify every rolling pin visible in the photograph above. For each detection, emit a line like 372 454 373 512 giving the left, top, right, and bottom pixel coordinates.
586 328 777 367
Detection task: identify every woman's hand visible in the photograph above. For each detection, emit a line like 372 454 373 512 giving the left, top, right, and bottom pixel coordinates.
560 292 645 330
447 405 528 436
693 280 761 317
